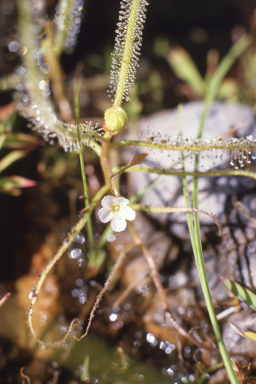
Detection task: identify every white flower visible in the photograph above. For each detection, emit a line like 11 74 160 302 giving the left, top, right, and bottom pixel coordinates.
98 195 136 232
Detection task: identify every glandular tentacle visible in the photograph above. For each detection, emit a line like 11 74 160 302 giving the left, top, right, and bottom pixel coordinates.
108 0 149 106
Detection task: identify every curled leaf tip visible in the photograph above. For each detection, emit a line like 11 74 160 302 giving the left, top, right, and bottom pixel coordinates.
103 106 128 135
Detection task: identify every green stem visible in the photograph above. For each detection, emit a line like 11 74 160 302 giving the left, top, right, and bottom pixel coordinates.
186 34 251 384
54 0 73 56
100 134 114 187
181 155 239 384
17 0 41 101
193 182 239 382
195 363 224 384
111 139 256 152
122 165 256 180
43 21 73 122
182 176 197 255
195 222 239 384
74 69 95 262
183 179 239 384
190 139 239 383
100 132 120 196
130 203 220 232
95 223 113 253
179 105 238 382
113 0 142 107
17 0 102 154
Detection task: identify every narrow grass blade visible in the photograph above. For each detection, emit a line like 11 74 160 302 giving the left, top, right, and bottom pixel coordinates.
220 275 256 310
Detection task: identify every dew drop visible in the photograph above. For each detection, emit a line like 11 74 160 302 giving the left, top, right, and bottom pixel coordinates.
79 292 87 304
16 65 26 76
72 288 80 297
8 41 19 52
29 289 35 299
68 248 82 259
16 83 24 92
107 234 116 242
109 313 118 322
40 62 51 74
74 233 86 244
60 326 67 334
77 258 86 267
146 333 158 346
38 79 49 91
76 278 84 287
166 368 174 376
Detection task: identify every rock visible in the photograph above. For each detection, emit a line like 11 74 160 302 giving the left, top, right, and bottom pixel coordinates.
123 101 256 237
119 102 256 363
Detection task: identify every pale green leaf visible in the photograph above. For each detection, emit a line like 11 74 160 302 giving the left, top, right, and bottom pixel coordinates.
220 275 256 309
230 323 256 342
166 47 206 97
0 150 28 173
3 133 41 149
0 175 37 195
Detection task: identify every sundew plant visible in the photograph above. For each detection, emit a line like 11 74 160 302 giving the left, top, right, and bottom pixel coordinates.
2 0 256 383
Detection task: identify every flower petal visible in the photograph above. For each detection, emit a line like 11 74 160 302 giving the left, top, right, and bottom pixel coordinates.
111 213 127 232
113 196 129 206
98 208 113 223
101 195 115 209
120 205 136 221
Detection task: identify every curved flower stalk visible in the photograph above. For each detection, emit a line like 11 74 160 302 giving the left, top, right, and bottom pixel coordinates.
112 135 256 171
16 0 102 153
27 185 109 348
112 135 256 154
119 164 256 179
130 203 221 235
54 0 84 56
17 93 103 153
